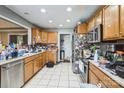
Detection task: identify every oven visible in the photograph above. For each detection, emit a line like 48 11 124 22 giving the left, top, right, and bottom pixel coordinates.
79 59 89 83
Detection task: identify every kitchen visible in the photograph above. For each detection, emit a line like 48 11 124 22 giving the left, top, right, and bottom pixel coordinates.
0 4 124 89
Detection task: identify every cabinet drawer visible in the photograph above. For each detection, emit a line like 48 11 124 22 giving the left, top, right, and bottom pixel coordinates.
89 63 121 88
24 55 39 63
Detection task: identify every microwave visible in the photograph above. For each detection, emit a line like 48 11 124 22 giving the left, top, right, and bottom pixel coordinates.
87 24 103 43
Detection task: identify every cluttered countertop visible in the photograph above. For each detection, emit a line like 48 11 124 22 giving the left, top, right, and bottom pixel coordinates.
89 59 124 87
0 43 50 66
0 51 47 66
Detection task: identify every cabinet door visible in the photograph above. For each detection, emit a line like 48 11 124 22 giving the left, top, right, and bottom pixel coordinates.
41 31 48 43
103 6 119 40
34 58 40 74
120 5 124 37
48 32 57 43
94 11 102 26
89 70 106 88
77 23 87 34
87 18 94 31
103 6 112 39
24 61 34 82
48 51 56 64
89 70 99 85
32 28 41 44
0 32 2 41
89 63 122 88
39 55 43 68
42 52 46 65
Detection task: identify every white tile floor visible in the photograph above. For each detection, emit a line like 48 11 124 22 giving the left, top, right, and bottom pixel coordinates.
23 62 83 88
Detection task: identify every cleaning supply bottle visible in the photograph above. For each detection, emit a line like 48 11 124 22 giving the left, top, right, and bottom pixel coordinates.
94 49 98 62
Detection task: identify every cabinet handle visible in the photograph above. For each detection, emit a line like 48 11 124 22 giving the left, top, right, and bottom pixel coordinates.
97 83 102 88
115 33 118 36
120 32 123 34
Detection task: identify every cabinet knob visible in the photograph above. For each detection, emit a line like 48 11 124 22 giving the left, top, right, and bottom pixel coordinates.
120 32 123 34
108 25 111 27
115 33 119 36
97 83 102 88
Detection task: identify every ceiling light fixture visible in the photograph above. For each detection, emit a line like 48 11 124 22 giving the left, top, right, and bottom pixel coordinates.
49 20 53 23
66 7 72 12
59 24 63 27
41 8 46 13
66 19 71 23
77 21 81 25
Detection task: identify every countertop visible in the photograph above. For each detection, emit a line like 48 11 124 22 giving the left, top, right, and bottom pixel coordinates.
89 60 124 87
0 51 47 66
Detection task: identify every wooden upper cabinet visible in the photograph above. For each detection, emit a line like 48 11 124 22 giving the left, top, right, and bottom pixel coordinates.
120 5 124 37
41 31 48 43
103 5 119 40
94 11 103 26
32 28 42 44
77 23 87 34
48 32 58 43
87 18 95 31
0 32 2 41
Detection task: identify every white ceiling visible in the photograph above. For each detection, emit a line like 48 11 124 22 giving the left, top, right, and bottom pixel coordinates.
5 5 101 29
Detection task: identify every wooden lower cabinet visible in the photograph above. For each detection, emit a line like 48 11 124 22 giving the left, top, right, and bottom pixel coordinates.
24 53 46 83
89 63 122 88
24 51 57 83
47 51 57 64
39 55 43 68
34 58 40 74
24 61 34 83
89 70 106 88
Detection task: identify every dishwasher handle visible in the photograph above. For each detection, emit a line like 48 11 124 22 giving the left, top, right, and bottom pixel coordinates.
1 61 23 70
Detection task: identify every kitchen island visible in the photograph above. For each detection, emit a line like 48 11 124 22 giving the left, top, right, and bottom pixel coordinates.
89 60 124 88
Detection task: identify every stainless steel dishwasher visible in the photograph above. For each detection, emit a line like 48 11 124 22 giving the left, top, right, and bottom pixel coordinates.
0 60 24 88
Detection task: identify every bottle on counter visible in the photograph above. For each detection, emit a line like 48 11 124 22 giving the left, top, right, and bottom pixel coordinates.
94 49 98 62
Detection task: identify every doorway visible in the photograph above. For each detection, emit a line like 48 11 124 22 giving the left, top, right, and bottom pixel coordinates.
60 34 72 62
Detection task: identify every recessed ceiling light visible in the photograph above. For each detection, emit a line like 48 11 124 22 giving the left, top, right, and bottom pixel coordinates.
49 20 53 23
59 24 63 27
41 8 46 13
66 7 72 12
66 19 71 23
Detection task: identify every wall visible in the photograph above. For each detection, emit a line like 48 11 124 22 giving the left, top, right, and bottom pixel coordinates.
46 28 73 62
0 6 34 44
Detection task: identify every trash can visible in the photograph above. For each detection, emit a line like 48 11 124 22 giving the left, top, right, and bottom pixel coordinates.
72 61 80 74
60 50 65 61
